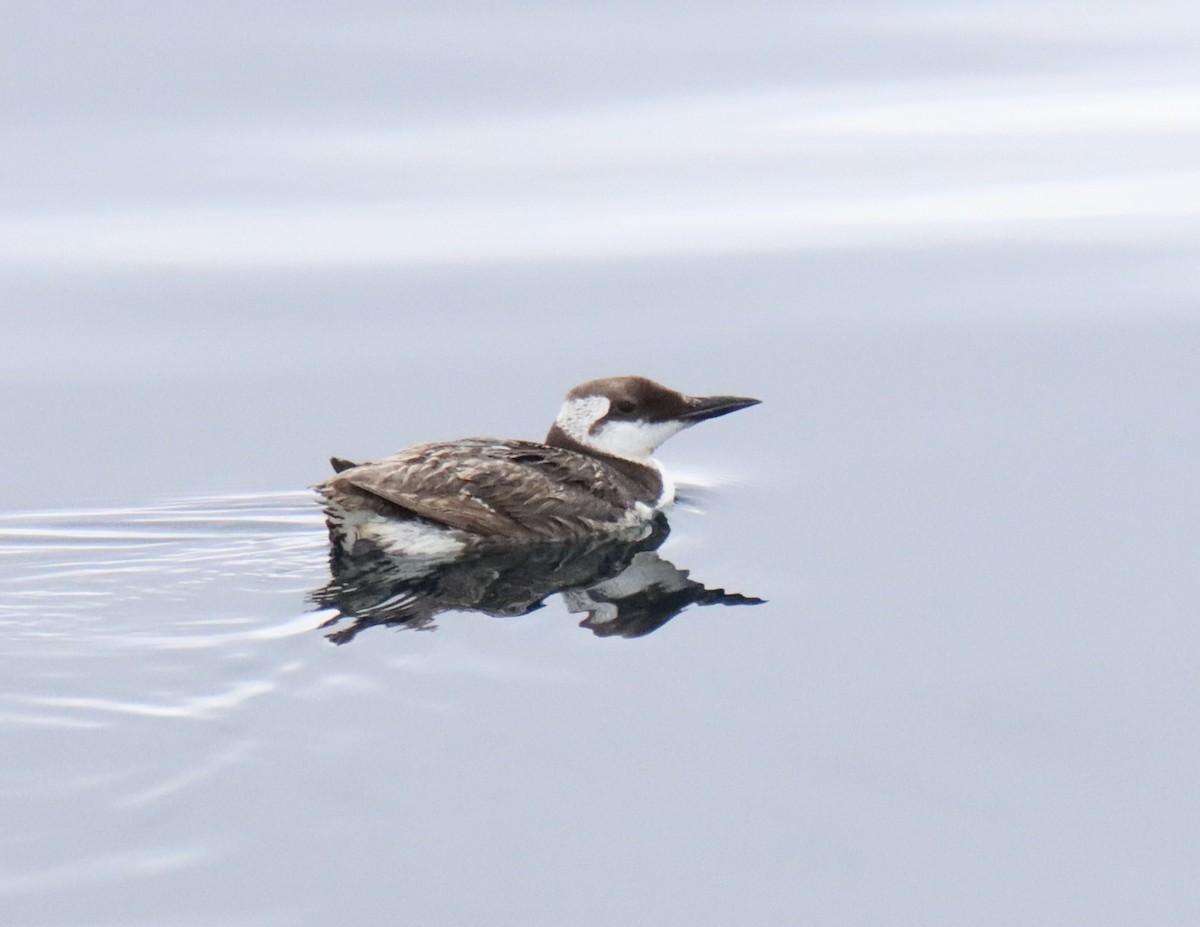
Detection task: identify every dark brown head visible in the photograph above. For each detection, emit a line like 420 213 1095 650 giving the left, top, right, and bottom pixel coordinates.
546 375 760 461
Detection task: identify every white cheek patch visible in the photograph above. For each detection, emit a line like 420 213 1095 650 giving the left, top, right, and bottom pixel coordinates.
555 395 691 461
588 419 687 461
555 396 610 444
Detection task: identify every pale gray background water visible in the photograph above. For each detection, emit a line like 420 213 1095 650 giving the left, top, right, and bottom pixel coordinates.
2 2 1199 925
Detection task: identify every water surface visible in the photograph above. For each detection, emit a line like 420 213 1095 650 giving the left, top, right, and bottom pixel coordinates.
2 2 1199 925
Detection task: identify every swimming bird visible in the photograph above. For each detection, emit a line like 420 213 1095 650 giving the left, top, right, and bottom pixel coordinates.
315 375 759 557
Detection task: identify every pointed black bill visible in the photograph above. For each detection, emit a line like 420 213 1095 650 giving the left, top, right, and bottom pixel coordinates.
678 394 761 423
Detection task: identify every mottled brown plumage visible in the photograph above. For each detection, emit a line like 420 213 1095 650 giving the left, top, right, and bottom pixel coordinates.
315 438 661 544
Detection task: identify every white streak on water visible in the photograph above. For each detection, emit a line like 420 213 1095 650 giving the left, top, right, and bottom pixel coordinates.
29 680 277 720
0 79 1195 268
115 742 255 809
124 612 328 651
0 492 334 728
0 846 213 898
0 711 110 730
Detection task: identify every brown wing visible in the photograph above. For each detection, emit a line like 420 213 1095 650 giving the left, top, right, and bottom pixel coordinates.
316 440 646 541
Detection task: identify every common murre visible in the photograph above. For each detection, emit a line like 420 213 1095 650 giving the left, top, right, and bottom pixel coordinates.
315 375 759 556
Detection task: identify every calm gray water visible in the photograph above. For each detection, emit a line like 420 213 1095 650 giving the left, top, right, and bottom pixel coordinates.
3 2 1199 925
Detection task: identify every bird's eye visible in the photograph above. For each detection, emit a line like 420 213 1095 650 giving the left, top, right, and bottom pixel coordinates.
615 400 636 414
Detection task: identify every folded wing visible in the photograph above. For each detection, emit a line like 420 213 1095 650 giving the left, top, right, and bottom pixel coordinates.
317 440 644 541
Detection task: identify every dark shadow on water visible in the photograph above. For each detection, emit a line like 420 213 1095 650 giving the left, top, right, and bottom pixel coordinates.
311 514 764 644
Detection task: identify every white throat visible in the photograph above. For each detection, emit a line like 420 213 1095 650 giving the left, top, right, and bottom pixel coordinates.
554 396 688 463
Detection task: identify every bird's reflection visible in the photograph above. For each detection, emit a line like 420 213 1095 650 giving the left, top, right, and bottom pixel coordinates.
312 513 763 644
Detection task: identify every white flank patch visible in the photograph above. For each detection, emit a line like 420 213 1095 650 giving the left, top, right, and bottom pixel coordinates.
329 504 467 558
363 520 468 558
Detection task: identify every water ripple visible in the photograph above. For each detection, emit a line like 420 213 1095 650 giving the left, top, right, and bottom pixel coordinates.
28 679 278 720
0 492 334 729
0 491 328 629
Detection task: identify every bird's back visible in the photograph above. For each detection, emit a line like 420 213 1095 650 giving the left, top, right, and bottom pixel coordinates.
315 439 662 544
